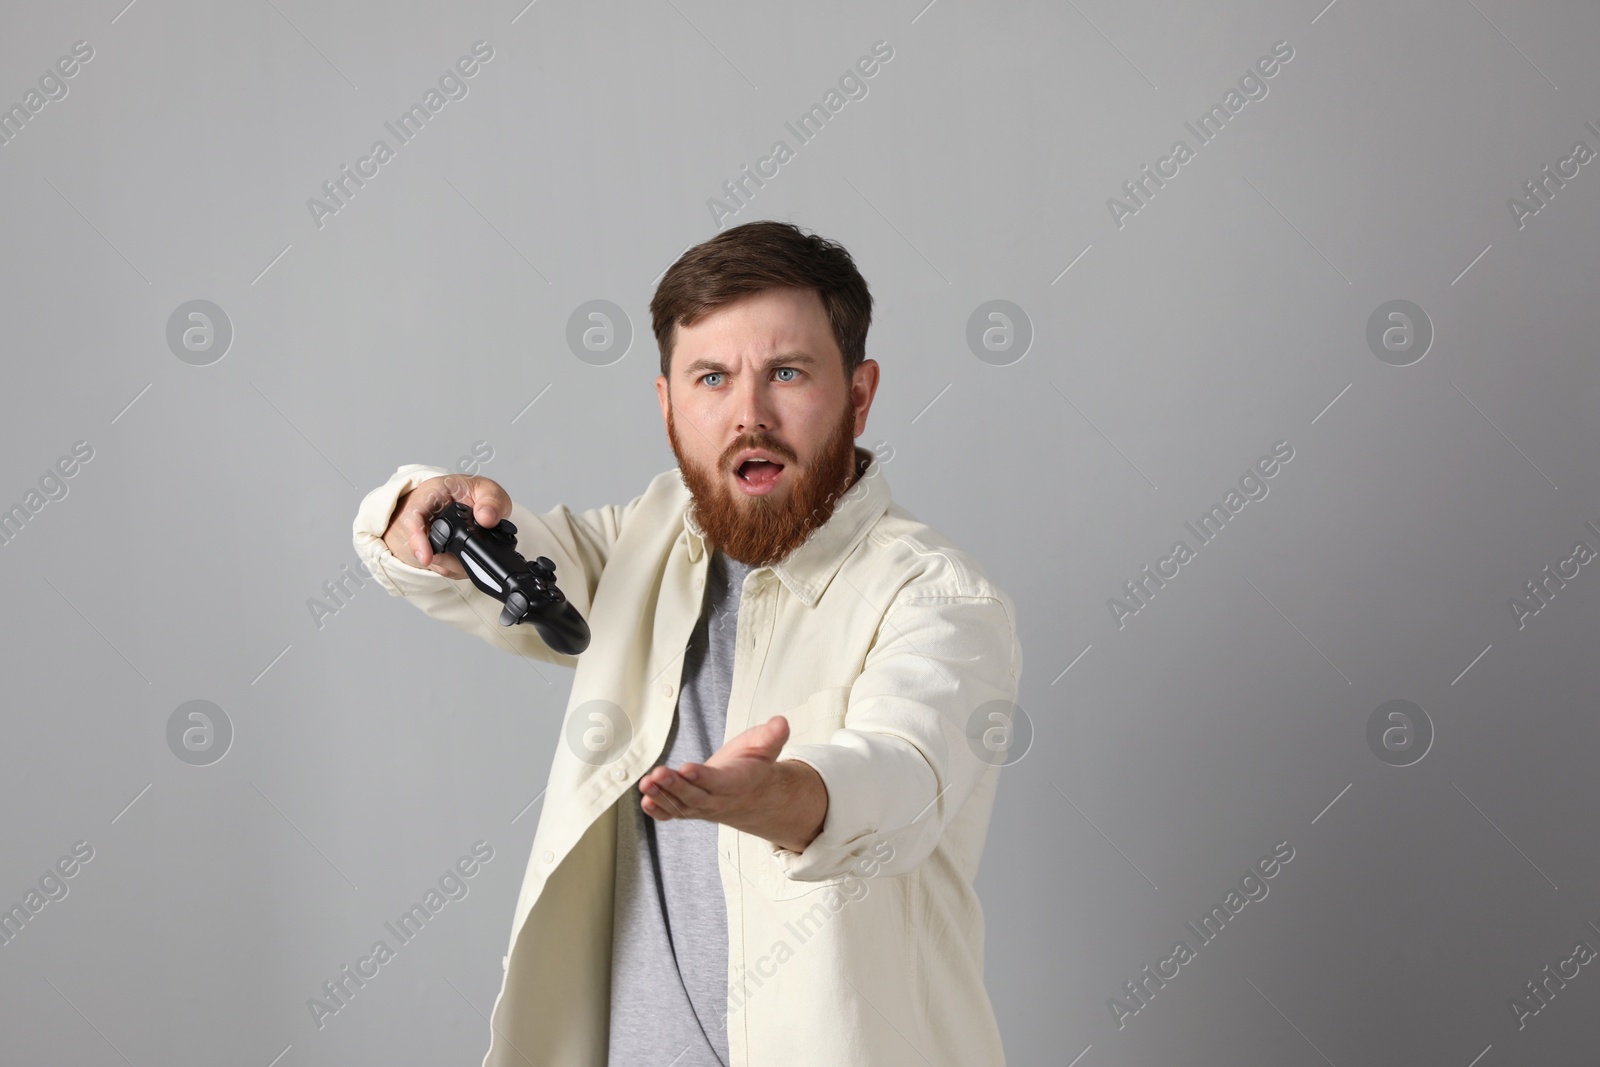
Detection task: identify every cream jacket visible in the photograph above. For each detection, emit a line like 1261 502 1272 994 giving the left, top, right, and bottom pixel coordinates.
350 447 1022 1066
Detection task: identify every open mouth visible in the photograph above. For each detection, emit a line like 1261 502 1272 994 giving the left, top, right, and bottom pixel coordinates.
735 458 785 488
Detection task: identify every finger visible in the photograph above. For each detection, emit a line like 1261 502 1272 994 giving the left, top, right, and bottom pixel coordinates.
672 762 726 797
468 478 513 530
407 476 496 571
429 555 466 580
649 767 713 809
417 477 480 565
398 483 447 567
640 793 673 819
637 768 669 797
642 786 690 820
437 472 503 530
712 716 789 763
639 771 695 814
763 716 790 750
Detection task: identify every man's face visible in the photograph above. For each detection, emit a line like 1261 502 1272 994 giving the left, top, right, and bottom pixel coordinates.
655 286 879 568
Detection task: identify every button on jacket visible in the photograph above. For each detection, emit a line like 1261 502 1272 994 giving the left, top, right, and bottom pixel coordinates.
350 447 1022 1066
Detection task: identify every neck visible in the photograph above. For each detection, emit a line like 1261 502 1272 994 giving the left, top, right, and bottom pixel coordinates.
849 445 870 485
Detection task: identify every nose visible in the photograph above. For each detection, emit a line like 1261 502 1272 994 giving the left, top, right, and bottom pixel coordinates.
733 372 777 437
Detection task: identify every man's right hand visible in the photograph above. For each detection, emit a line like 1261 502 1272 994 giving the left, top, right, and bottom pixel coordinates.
383 474 514 581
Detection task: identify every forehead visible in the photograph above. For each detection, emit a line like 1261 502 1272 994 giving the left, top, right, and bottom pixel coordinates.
671 287 837 367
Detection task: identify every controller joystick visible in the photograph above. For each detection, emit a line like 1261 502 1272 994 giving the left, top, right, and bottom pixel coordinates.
426 501 591 655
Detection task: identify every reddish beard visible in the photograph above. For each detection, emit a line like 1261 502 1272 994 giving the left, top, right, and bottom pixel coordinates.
667 397 861 568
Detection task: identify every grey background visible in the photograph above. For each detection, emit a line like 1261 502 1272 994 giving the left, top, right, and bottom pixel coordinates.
1 0 1595 1064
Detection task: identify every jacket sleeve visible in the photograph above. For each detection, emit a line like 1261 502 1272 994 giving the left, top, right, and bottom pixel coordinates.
351 462 636 669
769 591 1023 881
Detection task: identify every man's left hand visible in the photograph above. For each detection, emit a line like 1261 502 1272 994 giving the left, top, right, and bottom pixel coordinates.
637 716 828 854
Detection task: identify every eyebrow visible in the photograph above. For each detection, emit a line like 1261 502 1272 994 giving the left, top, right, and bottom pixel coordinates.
679 353 818 377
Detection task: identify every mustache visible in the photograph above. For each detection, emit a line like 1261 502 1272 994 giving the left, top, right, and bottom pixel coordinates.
722 436 796 467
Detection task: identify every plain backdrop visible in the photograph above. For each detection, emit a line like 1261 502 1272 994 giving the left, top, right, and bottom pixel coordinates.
0 1 1596 1065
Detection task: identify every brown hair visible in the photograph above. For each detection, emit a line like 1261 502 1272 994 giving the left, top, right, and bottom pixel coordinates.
650 220 873 383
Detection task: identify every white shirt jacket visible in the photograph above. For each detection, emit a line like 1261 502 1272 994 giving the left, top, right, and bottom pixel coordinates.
350 447 1022 1066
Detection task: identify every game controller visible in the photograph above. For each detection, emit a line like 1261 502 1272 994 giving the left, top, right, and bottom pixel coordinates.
427 501 591 655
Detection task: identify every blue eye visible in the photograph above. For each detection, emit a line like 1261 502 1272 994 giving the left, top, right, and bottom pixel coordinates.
774 367 798 382
700 372 724 387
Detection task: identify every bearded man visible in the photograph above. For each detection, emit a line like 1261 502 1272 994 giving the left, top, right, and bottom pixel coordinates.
352 219 1022 1066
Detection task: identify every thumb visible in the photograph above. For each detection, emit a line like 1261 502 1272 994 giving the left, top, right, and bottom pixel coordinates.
756 716 790 756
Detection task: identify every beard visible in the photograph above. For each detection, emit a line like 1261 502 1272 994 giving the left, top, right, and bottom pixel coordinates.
667 395 862 569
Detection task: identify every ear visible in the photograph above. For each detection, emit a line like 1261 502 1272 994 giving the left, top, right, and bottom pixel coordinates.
850 359 880 436
655 374 670 431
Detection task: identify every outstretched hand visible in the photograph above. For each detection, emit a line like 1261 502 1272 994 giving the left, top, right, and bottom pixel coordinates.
637 716 828 854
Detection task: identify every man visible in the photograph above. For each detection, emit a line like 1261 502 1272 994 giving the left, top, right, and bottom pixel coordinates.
351 220 1022 1066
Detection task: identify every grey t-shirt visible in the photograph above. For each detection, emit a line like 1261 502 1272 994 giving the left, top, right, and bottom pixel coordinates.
608 548 752 1066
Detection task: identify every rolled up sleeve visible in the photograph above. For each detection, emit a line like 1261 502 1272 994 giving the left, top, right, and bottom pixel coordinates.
770 592 1022 881
352 463 456 597
351 463 636 667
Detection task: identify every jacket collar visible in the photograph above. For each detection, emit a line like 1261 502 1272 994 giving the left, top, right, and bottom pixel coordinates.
681 446 891 607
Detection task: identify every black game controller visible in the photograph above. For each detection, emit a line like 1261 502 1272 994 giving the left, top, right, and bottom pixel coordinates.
427 501 591 655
